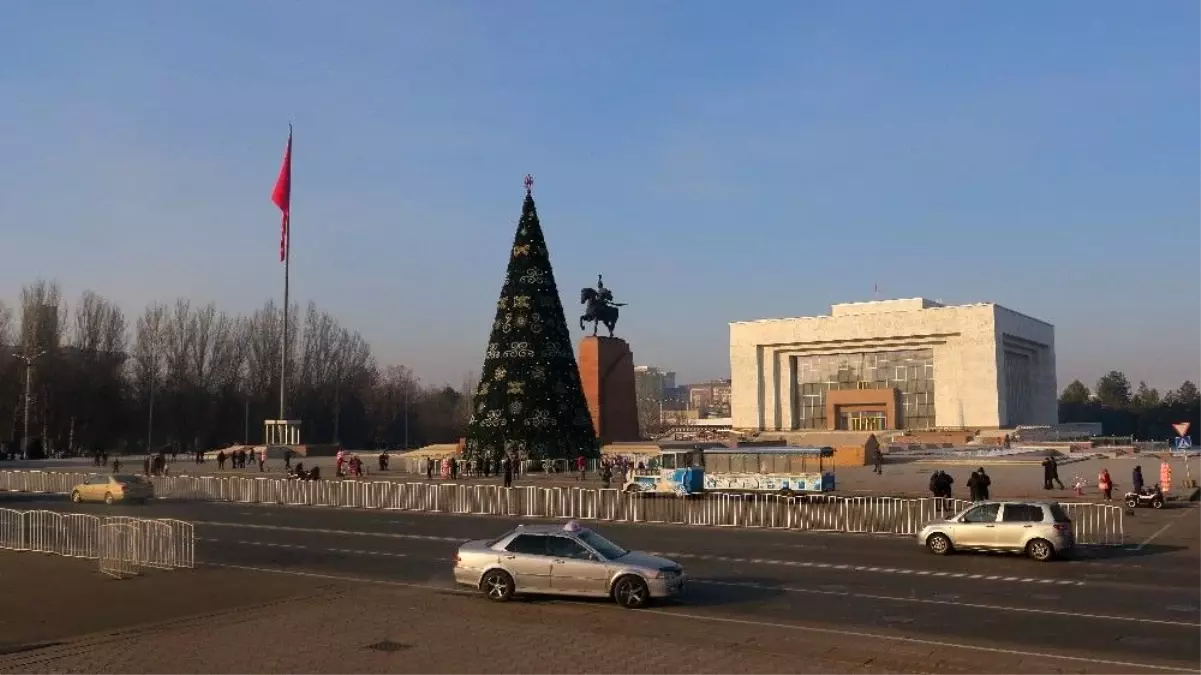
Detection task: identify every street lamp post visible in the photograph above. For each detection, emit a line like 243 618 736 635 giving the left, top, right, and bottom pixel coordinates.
13 350 46 458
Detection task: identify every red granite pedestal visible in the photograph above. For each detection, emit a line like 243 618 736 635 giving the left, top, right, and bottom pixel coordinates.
577 336 640 445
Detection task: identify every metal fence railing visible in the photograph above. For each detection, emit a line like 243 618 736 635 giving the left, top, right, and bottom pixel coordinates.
0 507 195 578
0 469 1125 545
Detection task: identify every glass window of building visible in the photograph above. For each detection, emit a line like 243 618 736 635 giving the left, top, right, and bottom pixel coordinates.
792 349 936 430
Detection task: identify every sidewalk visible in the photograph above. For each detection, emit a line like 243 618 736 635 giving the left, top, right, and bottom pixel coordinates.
7 454 1200 503
0 557 1084 674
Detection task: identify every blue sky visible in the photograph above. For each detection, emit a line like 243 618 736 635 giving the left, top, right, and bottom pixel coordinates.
1 1 1197 392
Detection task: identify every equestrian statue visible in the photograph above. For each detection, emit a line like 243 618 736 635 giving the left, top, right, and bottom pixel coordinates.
580 274 625 337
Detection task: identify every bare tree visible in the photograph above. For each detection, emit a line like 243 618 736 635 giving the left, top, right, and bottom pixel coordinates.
18 280 66 456
133 303 168 454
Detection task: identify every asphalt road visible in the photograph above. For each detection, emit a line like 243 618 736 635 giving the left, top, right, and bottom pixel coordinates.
8 494 1200 674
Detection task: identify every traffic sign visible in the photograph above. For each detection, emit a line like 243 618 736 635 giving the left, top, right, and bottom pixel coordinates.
1172 422 1191 437
1178 436 1193 450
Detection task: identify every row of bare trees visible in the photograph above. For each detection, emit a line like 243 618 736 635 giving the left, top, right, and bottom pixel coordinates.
0 280 473 457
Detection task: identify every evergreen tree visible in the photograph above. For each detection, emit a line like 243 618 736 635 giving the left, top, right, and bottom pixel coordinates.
463 179 598 462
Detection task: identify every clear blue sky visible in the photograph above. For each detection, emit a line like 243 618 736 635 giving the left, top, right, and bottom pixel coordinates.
1 1 1197 392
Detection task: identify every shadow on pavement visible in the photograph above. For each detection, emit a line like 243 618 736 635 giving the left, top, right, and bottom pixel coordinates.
0 493 69 505
1074 543 1189 561
508 577 781 610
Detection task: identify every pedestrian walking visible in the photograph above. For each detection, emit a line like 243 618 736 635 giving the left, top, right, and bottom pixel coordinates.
284 448 293 470
1132 465 1144 493
1047 456 1065 490
873 448 883 475
503 455 514 488
1041 456 1053 490
576 455 586 481
426 457 434 480
217 450 226 470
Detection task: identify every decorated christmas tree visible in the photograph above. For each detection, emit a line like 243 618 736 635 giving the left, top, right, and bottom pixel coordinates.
463 176 598 462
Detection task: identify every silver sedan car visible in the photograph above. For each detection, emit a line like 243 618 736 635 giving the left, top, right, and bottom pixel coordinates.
454 520 686 609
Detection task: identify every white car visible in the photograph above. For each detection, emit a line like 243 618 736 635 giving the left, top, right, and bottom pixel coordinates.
454 520 686 608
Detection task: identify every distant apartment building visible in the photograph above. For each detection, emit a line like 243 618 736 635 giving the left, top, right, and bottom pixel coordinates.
634 366 675 403
686 379 732 418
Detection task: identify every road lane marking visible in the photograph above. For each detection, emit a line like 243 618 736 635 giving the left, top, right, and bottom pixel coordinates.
693 580 1200 628
1135 509 1194 551
201 562 468 594
653 551 1086 586
641 609 1201 673
191 520 463 543
197 537 411 559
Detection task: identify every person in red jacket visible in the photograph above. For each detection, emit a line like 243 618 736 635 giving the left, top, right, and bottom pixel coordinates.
1097 468 1113 500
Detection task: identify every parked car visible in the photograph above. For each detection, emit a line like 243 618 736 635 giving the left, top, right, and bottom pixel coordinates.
454 520 685 608
70 474 154 505
918 501 1074 562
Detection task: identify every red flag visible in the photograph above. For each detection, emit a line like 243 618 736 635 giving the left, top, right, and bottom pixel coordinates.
271 126 292 262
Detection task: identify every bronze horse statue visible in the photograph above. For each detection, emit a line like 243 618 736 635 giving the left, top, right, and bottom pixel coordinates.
580 287 622 337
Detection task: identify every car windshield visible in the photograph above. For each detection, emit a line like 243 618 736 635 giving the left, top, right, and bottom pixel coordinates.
114 474 148 485
577 529 628 560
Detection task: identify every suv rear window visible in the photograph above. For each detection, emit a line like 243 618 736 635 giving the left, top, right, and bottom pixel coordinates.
1002 504 1044 523
1048 503 1072 523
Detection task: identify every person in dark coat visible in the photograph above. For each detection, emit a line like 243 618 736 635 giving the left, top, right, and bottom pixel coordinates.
975 467 991 500
967 470 981 501
1041 456 1053 490
502 455 514 488
1047 456 1065 489
1132 465 1144 493
939 471 954 498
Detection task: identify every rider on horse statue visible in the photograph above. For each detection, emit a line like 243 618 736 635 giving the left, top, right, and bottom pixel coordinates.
580 274 625 337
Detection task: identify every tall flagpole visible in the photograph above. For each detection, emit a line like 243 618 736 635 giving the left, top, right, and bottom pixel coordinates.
272 124 294 431
280 211 290 422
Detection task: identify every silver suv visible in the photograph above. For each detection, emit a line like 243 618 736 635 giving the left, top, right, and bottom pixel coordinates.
918 501 1075 562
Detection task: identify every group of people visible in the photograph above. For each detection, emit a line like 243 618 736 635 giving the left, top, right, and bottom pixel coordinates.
425 455 518 487
928 467 993 502
214 447 270 471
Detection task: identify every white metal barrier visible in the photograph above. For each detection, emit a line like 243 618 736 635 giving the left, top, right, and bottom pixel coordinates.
0 507 26 550
0 508 197 576
99 523 139 579
0 469 1126 544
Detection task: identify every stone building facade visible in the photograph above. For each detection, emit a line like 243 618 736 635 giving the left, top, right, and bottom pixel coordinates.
729 298 1056 432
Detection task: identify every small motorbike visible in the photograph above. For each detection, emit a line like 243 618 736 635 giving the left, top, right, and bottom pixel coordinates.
1124 484 1165 509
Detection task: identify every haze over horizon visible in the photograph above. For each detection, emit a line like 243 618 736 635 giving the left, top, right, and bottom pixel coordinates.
2 1 1197 393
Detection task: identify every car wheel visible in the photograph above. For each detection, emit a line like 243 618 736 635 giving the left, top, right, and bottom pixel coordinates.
624 484 640 495
1151 498 1164 509
926 533 953 555
480 570 514 602
1026 538 1055 562
1125 497 1139 508
103 492 114 505
71 491 83 504
779 488 794 498
612 575 650 609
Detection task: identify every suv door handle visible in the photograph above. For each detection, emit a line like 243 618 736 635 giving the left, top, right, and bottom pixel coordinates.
1023 525 1033 528
552 559 566 564
503 555 516 560
985 525 995 528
